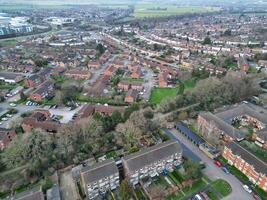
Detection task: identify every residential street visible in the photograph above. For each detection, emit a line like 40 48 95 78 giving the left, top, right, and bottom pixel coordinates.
167 129 254 200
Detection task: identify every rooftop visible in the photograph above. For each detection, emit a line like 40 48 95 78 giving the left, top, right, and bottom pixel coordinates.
81 159 118 184
226 141 267 175
123 140 182 172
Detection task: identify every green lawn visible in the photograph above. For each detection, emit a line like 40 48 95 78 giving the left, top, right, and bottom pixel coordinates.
132 5 221 18
0 39 18 46
211 179 232 197
183 78 197 89
149 87 180 104
206 189 219 200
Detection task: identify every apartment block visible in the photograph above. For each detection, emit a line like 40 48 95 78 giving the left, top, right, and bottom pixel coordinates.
80 159 120 199
122 140 182 186
223 141 267 192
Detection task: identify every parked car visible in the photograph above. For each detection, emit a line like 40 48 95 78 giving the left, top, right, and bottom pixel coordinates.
9 103 17 107
243 185 252 193
221 166 230 174
252 192 262 200
1 117 8 121
200 192 209 200
6 114 13 118
193 194 203 200
213 160 222 167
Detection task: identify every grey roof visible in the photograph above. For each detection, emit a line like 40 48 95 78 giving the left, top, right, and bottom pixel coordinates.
81 159 118 184
199 112 244 140
257 128 267 141
122 140 182 172
6 187 44 200
215 103 267 124
226 141 267 175
46 184 61 200
34 81 53 95
0 72 22 80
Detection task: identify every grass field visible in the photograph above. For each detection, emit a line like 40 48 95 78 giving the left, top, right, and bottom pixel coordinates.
0 39 18 46
132 5 221 18
211 179 232 197
149 87 180 104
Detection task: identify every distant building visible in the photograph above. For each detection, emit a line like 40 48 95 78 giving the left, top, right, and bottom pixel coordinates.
223 141 267 192
0 72 23 84
80 159 120 199
65 70 91 79
122 140 182 186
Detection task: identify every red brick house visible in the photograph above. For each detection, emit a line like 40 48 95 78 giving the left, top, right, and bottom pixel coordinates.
21 110 60 133
29 81 54 102
24 74 43 88
118 81 131 91
0 128 16 150
125 90 139 103
131 68 141 79
65 70 91 79
222 142 267 192
130 82 144 91
87 61 100 69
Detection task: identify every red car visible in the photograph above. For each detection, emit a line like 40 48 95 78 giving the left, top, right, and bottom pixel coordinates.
252 192 262 200
214 160 222 167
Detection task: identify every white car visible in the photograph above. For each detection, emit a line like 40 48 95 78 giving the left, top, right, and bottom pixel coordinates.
243 185 252 193
1 117 8 121
6 114 13 118
9 103 17 107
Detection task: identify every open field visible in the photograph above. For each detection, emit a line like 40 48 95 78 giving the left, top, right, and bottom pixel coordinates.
149 87 180 104
132 5 221 18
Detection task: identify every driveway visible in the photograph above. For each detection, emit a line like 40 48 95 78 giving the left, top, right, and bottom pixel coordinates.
167 129 254 200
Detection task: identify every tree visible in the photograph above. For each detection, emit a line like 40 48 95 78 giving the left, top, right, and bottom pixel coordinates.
96 43 105 55
143 108 154 119
119 180 133 200
203 36 212 45
183 159 202 180
34 59 48 67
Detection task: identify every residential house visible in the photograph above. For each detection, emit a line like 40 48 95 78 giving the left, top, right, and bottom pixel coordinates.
117 81 131 91
122 140 182 186
65 70 91 79
80 159 120 199
29 81 54 102
24 74 43 88
87 61 100 69
223 141 267 192
130 82 144 91
252 128 267 149
21 110 60 133
0 128 16 150
125 89 139 103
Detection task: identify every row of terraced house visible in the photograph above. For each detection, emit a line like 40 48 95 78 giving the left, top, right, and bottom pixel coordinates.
80 140 182 199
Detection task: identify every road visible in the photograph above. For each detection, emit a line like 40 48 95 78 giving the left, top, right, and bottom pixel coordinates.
83 55 116 86
0 102 40 128
143 68 156 100
167 129 254 200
